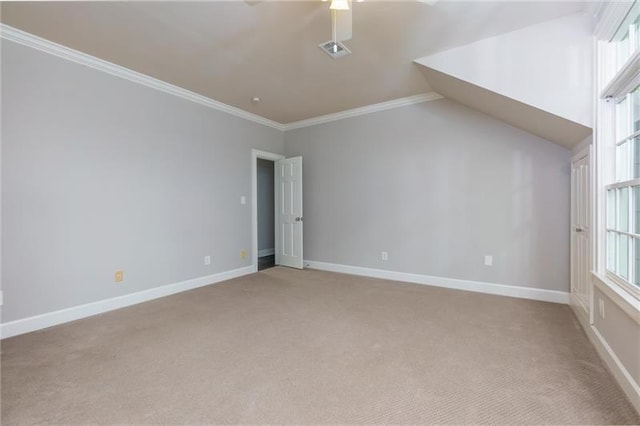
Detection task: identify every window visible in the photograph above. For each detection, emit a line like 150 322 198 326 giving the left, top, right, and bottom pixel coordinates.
602 4 640 298
606 88 640 292
613 4 640 72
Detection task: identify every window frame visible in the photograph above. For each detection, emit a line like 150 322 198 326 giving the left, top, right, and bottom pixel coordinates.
600 2 640 302
604 183 640 299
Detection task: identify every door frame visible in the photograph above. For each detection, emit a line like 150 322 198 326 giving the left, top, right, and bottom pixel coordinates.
251 149 285 272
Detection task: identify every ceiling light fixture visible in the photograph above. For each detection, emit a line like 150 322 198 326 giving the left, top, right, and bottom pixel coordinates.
251 97 260 103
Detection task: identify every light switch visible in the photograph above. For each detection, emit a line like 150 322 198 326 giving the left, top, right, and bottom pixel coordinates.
240 196 246 205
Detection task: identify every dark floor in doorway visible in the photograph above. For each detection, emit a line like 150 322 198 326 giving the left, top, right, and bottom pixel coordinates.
258 255 275 271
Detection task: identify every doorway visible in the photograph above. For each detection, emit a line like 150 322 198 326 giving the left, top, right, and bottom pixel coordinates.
251 149 304 272
257 158 275 271
251 149 284 272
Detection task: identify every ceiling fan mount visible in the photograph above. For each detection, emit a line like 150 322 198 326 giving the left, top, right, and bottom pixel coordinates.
319 0 353 59
245 0 437 59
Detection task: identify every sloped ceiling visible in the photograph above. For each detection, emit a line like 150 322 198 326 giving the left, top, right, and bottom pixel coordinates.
416 67 592 149
1 1 586 125
414 11 593 148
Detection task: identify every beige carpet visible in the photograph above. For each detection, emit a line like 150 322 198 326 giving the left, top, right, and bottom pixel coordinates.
2 267 639 424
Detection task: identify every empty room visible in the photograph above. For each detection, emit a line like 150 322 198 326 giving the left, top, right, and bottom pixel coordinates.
1 0 640 424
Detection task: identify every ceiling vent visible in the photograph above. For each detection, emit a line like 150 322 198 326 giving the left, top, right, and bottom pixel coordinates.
319 41 351 59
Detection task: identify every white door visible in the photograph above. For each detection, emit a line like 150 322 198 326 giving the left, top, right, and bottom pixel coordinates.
571 149 590 314
275 157 303 269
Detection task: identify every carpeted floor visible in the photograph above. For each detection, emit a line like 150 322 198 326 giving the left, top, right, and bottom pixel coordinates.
2 267 639 424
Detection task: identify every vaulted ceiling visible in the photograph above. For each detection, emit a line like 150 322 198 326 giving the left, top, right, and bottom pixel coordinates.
1 1 586 125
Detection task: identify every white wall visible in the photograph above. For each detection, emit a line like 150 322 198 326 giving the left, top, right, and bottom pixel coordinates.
415 12 593 128
1 40 284 323
257 159 275 253
284 99 571 292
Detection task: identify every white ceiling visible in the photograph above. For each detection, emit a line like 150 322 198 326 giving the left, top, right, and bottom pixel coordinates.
1 1 587 124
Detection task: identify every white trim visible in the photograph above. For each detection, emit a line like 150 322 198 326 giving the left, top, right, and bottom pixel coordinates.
578 313 640 413
600 48 640 99
570 297 640 413
0 266 254 339
593 272 640 324
258 248 275 257
590 326 640 413
606 178 640 190
282 92 444 131
251 150 285 273
571 144 591 163
594 1 634 42
304 260 569 304
569 292 590 325
0 24 285 131
1 24 445 133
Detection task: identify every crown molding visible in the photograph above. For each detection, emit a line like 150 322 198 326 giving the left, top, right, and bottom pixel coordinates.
282 92 443 131
0 24 286 131
1 24 443 133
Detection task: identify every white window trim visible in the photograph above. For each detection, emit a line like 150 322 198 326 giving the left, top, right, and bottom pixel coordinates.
607 177 640 189
596 4 640 305
594 271 640 324
605 269 640 299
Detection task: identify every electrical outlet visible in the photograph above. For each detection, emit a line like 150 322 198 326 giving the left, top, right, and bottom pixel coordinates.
204 255 211 265
115 270 124 283
381 251 389 261
484 255 493 266
240 249 247 259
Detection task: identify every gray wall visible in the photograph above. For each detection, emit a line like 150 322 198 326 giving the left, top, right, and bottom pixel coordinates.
284 99 571 292
1 41 284 322
1 40 573 325
257 159 275 253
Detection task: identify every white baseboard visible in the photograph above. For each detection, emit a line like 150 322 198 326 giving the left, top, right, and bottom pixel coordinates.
590 323 640 412
569 292 591 324
258 248 275 257
304 260 569 304
1 266 254 339
569 303 640 414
